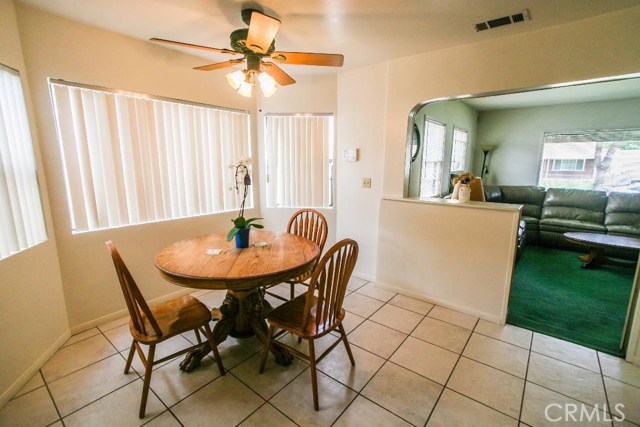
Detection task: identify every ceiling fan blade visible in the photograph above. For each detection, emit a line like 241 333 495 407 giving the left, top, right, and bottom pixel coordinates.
193 59 244 71
261 62 296 86
271 51 344 67
246 11 281 54
150 38 239 56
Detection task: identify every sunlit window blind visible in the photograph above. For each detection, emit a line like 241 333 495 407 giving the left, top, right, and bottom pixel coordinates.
420 119 446 197
49 81 251 233
265 114 334 208
0 65 47 260
450 127 468 172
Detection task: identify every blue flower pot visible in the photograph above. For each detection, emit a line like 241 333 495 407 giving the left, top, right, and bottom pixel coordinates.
235 228 250 248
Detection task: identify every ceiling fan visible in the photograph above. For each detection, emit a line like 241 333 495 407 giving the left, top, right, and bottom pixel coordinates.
151 9 344 97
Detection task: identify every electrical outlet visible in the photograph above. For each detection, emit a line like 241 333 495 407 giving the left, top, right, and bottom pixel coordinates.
362 177 371 188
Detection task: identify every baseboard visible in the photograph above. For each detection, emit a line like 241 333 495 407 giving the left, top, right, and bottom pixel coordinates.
352 271 375 282
0 329 71 408
375 281 503 324
70 287 193 334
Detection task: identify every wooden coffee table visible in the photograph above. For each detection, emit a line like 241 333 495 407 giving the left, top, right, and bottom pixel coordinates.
563 232 640 269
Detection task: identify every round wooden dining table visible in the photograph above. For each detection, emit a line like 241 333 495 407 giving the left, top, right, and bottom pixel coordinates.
155 230 320 370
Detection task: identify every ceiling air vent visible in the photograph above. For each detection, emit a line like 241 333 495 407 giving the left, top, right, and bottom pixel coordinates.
475 9 530 32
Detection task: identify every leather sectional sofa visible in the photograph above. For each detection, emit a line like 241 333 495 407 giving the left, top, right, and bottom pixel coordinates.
484 186 640 259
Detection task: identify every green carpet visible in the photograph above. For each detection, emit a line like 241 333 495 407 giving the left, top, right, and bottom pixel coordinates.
508 245 636 357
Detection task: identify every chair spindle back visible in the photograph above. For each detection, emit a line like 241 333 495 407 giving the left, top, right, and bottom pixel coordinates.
105 241 162 338
287 209 328 254
302 239 358 334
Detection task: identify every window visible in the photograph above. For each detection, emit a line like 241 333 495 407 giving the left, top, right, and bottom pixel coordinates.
49 80 251 233
0 64 47 260
538 129 640 191
551 159 585 171
264 114 334 208
420 119 446 197
450 127 468 172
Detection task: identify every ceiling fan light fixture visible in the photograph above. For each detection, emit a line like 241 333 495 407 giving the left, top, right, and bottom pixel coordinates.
258 72 278 97
237 81 253 97
226 70 246 90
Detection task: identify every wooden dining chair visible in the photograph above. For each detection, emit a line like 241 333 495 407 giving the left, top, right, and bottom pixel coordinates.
105 241 225 418
266 209 328 302
259 238 358 411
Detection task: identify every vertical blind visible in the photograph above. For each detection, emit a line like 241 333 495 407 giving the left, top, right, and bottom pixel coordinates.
265 114 334 208
49 81 251 232
0 65 47 260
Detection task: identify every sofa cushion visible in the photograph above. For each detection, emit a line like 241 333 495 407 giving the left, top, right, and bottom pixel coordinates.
483 186 502 203
538 218 607 233
500 186 546 219
541 188 607 224
605 192 640 233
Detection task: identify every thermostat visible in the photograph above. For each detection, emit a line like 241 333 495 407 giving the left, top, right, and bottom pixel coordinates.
344 147 359 162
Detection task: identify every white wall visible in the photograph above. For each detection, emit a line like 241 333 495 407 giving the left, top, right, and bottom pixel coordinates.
336 62 389 280
475 98 640 185
337 6 640 360
15 3 257 329
377 199 520 323
257 74 338 248
0 0 69 407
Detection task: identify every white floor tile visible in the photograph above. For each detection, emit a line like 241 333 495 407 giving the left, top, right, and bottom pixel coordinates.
599 352 640 388
521 382 611 427
463 333 529 378
362 362 442 427
334 396 413 427
527 352 606 408
238 403 298 427
0 387 59 427
531 333 599 373
62 328 101 348
63 380 166 426
171 375 263 427
388 294 434 315
149 356 223 407
390 337 458 385
342 292 385 318
232 352 308 399
448 357 524 419
475 319 532 350
270 369 357 427
428 306 478 330
370 304 424 334
355 282 396 302
317 343 385 392
427 388 518 427
412 316 472 354
11 371 44 399
42 334 117 383
604 376 640 425
348 320 407 359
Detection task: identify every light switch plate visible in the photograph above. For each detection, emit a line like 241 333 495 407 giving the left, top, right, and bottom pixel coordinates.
344 147 359 162
362 177 371 188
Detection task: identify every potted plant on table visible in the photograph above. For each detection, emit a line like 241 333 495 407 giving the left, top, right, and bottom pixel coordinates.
227 158 263 248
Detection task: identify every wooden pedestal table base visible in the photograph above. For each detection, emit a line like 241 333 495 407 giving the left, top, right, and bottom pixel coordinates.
179 288 293 372
564 232 640 270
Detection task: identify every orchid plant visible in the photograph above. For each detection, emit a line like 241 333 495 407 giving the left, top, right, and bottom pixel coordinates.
226 158 263 241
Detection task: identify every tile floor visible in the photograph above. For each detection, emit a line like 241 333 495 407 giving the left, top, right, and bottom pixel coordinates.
2 277 639 427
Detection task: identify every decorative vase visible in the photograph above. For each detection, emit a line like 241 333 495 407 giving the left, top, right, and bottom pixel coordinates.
235 228 250 248
458 184 471 203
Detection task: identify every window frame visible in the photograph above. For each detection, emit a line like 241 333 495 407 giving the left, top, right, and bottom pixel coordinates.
450 126 469 173
264 113 335 209
49 79 252 233
0 63 47 260
419 118 447 198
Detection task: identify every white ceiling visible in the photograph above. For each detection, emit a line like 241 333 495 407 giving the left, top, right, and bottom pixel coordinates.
17 0 640 76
